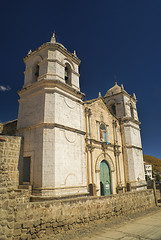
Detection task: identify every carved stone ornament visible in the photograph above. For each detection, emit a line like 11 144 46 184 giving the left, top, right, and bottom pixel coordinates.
86 108 92 116
87 144 95 151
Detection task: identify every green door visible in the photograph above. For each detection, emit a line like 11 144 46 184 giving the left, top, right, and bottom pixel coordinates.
100 160 111 195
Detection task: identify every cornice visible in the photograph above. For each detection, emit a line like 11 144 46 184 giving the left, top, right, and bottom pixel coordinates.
17 122 86 135
123 124 140 131
104 90 137 102
125 145 142 150
24 42 81 66
86 138 121 149
120 116 140 125
18 79 85 101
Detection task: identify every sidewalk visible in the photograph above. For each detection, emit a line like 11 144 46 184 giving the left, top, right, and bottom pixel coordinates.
80 207 161 240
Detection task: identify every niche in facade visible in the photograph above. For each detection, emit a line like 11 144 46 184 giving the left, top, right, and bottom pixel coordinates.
100 123 108 142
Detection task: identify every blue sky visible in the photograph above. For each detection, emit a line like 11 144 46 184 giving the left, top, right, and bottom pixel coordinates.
0 0 161 159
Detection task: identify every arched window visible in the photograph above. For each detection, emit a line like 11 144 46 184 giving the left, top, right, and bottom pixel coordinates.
100 123 108 142
111 104 116 115
35 65 39 79
64 63 71 85
32 63 40 82
130 104 134 119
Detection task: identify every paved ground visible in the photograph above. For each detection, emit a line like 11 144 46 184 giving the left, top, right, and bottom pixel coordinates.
79 207 161 240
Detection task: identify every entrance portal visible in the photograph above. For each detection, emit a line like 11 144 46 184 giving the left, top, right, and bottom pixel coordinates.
100 160 111 195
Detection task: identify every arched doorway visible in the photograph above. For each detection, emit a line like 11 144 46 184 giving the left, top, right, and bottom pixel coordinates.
100 160 111 195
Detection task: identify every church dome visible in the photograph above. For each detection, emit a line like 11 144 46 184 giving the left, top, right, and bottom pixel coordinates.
104 82 122 97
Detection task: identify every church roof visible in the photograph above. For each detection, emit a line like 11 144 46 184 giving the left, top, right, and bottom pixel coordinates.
104 82 122 97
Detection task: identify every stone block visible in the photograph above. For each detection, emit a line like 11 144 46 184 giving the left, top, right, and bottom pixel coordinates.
7 215 14 222
7 222 14 229
0 237 7 240
52 222 58 228
33 220 40 227
30 228 36 235
14 228 21 235
20 233 29 240
2 226 13 236
0 215 8 224
46 227 54 235
22 222 33 229
63 225 69 231
0 188 7 194
45 222 51 228
36 230 45 238
6 233 14 239
30 233 37 239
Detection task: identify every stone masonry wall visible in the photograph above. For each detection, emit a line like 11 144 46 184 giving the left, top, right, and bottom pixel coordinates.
0 135 157 240
13 189 155 239
0 123 3 133
0 135 21 186
0 135 31 239
1 120 17 136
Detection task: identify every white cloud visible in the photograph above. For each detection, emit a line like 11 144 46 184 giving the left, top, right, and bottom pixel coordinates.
0 85 11 92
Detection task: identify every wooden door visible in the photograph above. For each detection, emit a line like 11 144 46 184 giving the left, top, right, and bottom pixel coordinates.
100 160 111 195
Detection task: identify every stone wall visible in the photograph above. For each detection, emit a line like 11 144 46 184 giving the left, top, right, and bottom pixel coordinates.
0 134 157 240
13 189 155 239
0 135 31 239
2 120 17 136
0 135 21 186
0 123 3 133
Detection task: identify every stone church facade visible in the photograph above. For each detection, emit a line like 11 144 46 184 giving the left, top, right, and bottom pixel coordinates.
10 34 146 198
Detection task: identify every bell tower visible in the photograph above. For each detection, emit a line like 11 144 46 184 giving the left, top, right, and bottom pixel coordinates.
104 83 146 190
17 34 88 197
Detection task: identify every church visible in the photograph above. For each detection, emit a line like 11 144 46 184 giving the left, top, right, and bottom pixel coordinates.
16 34 146 198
